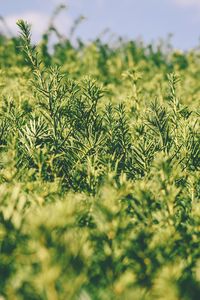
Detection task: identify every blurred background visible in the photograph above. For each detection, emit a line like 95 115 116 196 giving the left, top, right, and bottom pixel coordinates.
0 0 200 50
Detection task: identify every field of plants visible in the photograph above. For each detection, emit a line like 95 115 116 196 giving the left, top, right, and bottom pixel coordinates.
0 14 199 300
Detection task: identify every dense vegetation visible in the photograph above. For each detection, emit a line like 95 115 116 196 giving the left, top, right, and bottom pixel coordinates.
0 14 199 300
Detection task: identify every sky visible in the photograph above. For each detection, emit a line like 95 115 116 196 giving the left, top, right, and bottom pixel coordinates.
0 0 200 50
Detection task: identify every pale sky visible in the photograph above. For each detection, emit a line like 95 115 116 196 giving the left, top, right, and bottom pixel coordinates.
0 0 200 50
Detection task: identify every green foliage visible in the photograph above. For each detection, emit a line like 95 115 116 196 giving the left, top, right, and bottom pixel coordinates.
0 18 199 300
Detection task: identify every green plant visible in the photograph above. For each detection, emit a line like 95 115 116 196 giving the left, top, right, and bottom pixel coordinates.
0 16 199 300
